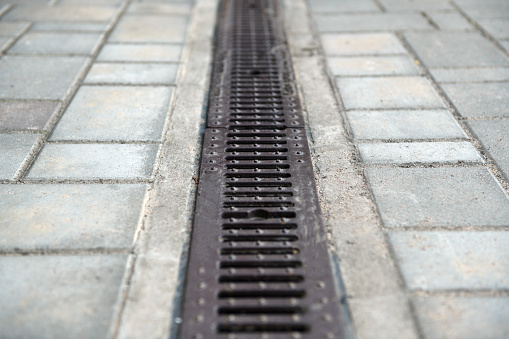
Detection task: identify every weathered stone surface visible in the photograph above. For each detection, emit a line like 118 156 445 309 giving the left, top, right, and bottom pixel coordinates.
0 101 59 131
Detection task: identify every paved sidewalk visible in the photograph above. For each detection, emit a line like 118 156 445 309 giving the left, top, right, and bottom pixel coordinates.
0 0 508 338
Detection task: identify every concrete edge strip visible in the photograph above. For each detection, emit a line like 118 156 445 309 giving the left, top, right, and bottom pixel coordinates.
110 0 219 338
283 1 420 338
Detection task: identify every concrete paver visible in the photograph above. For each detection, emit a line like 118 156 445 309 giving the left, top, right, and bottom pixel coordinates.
0 184 147 250
4 6 117 21
9 32 101 55
328 55 421 76
307 0 380 13
0 255 127 339
430 67 509 83
378 0 453 11
346 110 466 139
337 76 445 109
0 134 39 179
321 33 407 55
358 141 482 164
110 15 188 43
389 231 509 290
425 12 473 31
0 101 59 131
316 13 433 32
365 167 509 227
31 22 107 32
26 144 159 180
97 43 183 62
413 297 509 339
84 63 178 85
50 86 172 141
0 56 87 100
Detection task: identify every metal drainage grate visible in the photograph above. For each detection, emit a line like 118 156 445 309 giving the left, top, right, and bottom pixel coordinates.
178 0 348 338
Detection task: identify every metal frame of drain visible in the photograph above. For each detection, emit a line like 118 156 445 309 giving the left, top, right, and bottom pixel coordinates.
178 0 348 338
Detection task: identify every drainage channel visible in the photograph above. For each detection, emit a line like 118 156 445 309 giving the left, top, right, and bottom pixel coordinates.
178 0 349 338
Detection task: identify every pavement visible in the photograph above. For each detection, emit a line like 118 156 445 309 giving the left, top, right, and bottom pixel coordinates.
0 0 508 338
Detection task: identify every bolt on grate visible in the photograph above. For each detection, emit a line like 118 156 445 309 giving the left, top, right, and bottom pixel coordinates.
178 0 349 338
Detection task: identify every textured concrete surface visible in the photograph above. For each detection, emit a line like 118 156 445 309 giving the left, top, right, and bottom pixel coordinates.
1 0 509 338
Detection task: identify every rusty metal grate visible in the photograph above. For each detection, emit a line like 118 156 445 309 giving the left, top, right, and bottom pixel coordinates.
178 0 349 338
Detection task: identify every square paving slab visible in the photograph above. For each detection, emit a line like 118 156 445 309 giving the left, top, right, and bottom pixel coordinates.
0 101 59 131
442 82 509 118
365 167 509 227
413 297 509 339
0 255 127 339
26 144 159 180
337 76 445 109
0 133 39 180
0 56 87 100
389 231 509 290
346 110 466 140
50 86 172 141
0 184 147 250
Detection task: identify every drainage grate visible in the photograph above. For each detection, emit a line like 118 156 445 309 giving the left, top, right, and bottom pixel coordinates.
178 0 348 338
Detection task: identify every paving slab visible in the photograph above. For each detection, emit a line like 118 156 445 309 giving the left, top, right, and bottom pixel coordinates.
316 13 433 32
50 86 171 141
404 32 509 68
442 82 509 118
57 0 123 5
0 133 39 180
110 14 188 43
478 18 509 39
328 56 420 76
8 32 101 55
0 21 29 36
321 33 407 55
84 63 178 85
0 56 87 100
430 67 509 83
26 144 159 179
97 43 183 62
31 22 108 32
0 100 59 131
379 0 454 11
413 297 509 339
467 119 509 180
358 142 482 164
0 184 147 250
308 0 380 13
337 76 445 109
458 2 509 20
389 231 509 290
0 255 127 339
127 2 193 14
425 12 473 31
3 6 117 21
346 110 466 140
365 167 509 227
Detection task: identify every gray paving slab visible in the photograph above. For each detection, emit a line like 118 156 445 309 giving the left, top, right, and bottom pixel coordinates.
0 134 39 179
110 14 188 43
58 0 123 5
8 32 101 55
0 36 10 52
26 144 159 179
430 67 509 83
0 21 29 36
365 167 509 227
404 32 509 68
378 0 453 11
0 100 58 131
127 2 192 14
501 40 509 52
321 33 407 55
0 56 87 100
50 86 171 141
458 1 509 20
478 18 509 39
315 13 433 32
426 12 473 31
31 22 108 32
346 110 466 140
389 231 509 290
0 184 147 250
84 63 178 85
337 76 445 109
358 142 482 164
442 82 509 118
468 119 509 180
413 297 509 339
97 43 182 62
328 56 421 76
3 5 117 21
0 255 127 339
308 0 380 13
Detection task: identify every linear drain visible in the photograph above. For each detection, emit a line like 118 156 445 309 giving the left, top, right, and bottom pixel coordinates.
178 0 348 338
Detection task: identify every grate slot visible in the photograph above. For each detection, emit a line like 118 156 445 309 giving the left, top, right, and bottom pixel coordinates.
217 323 310 333
218 290 305 298
220 260 302 268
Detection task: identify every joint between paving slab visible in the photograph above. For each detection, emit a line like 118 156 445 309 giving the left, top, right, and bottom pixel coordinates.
355 137 469 143
362 162 486 169
420 11 440 30
0 4 13 19
12 178 154 185
0 22 32 56
412 289 509 297
0 248 133 257
382 225 509 232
